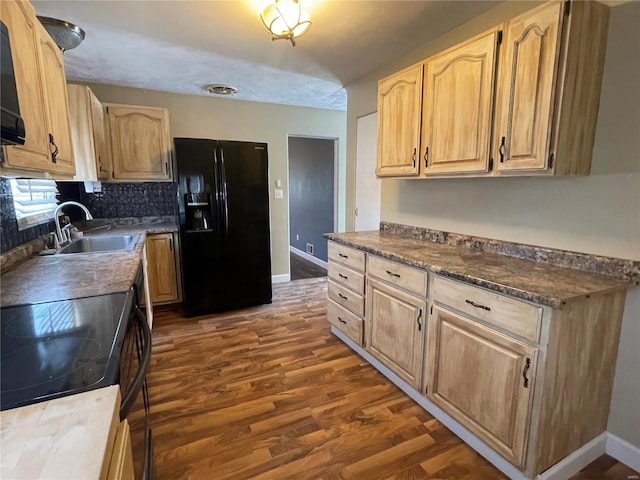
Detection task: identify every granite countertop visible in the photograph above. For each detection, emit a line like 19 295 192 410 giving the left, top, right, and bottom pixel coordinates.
0 221 178 307
325 231 635 308
0 386 120 479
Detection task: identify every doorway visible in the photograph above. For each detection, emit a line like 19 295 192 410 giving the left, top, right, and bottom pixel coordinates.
287 135 336 280
355 112 381 231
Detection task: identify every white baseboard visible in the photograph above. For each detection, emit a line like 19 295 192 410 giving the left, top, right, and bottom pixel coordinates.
606 433 640 473
330 326 637 480
538 433 607 480
272 274 290 283
290 246 328 269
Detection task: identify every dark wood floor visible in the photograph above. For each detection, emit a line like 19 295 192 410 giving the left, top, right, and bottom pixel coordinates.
290 251 327 281
146 278 637 480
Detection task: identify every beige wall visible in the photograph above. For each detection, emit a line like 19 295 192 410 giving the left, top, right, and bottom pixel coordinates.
87 84 347 278
346 2 640 448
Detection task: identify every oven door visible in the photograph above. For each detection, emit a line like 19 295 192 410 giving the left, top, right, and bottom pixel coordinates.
119 302 154 479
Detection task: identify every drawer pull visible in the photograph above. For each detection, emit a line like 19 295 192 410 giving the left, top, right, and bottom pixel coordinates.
338 273 348 280
522 357 531 388
386 270 401 278
338 293 348 300
338 253 349 259
338 316 347 325
465 299 491 311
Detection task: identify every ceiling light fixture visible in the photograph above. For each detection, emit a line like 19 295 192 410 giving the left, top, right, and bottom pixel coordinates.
36 16 86 53
260 0 311 47
205 84 239 96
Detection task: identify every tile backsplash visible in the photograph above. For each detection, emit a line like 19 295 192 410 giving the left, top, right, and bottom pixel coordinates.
57 182 178 219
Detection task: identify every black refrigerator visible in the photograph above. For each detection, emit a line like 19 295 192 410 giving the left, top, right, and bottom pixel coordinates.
174 138 272 316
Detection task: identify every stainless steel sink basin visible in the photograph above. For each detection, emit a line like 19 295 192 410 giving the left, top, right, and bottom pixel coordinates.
57 235 137 254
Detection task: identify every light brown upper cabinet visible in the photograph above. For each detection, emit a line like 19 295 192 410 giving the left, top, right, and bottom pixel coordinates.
105 104 172 181
421 30 499 176
1 0 75 178
376 1 610 179
67 84 111 181
376 64 423 177
493 1 609 175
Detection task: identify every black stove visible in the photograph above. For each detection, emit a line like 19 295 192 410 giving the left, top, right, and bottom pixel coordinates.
0 292 133 411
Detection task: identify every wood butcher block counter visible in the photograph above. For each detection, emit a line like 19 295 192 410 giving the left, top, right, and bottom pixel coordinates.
324 224 639 479
0 386 120 480
324 230 635 308
0 221 177 307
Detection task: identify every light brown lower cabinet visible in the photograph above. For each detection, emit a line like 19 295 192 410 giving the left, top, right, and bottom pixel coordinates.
365 277 426 389
146 233 180 305
427 305 537 468
107 419 134 480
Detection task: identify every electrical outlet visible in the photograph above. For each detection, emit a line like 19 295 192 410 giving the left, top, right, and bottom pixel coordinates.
306 243 314 255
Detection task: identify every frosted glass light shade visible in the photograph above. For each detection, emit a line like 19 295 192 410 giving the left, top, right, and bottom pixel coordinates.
260 0 311 46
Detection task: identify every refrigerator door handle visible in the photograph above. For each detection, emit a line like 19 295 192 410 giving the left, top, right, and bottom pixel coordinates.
219 148 230 239
212 148 223 239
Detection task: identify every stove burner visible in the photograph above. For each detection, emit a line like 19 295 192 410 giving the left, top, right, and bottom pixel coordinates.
1 337 101 392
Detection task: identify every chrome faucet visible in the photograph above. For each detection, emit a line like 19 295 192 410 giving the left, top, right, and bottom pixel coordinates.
54 201 94 246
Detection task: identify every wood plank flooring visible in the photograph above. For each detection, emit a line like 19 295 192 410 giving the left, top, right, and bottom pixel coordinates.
290 252 327 281
145 277 637 480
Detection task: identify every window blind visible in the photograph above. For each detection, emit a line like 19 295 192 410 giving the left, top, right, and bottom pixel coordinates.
9 179 59 230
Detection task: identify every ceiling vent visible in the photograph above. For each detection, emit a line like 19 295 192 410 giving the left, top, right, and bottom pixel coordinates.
205 84 239 96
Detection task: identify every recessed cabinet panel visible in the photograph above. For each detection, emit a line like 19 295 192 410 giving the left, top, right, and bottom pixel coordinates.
422 31 498 175
376 65 423 177
366 278 426 388
427 306 537 468
494 2 563 173
107 104 172 181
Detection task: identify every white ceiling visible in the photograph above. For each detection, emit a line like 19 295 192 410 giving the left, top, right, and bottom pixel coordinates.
31 0 499 111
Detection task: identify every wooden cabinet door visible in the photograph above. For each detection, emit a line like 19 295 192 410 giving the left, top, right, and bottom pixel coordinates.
421 31 498 175
376 64 422 177
107 104 172 181
493 2 563 173
427 306 538 468
90 91 111 180
0 0 52 171
366 278 426 388
37 22 75 175
146 233 179 304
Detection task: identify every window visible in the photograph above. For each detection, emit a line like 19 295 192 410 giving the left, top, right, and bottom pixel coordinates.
9 179 59 230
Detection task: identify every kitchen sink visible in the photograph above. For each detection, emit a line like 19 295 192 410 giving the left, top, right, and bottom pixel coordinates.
57 235 137 254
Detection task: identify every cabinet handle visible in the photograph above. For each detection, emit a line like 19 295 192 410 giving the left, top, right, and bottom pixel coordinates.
164 161 169 174
412 148 416 168
338 253 348 259
338 293 348 300
522 357 531 388
417 309 423 332
338 316 347 325
169 237 173 252
49 134 59 163
499 136 506 163
338 273 348 280
385 270 400 278
424 146 429 168
465 299 491 311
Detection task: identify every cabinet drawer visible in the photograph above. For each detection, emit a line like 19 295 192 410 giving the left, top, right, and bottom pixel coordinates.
328 261 365 294
328 280 365 316
368 255 428 297
328 242 365 272
432 276 542 342
327 299 363 346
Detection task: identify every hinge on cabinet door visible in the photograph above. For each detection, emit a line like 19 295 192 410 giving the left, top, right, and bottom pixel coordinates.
497 30 503 45
564 1 571 17
548 153 555 169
